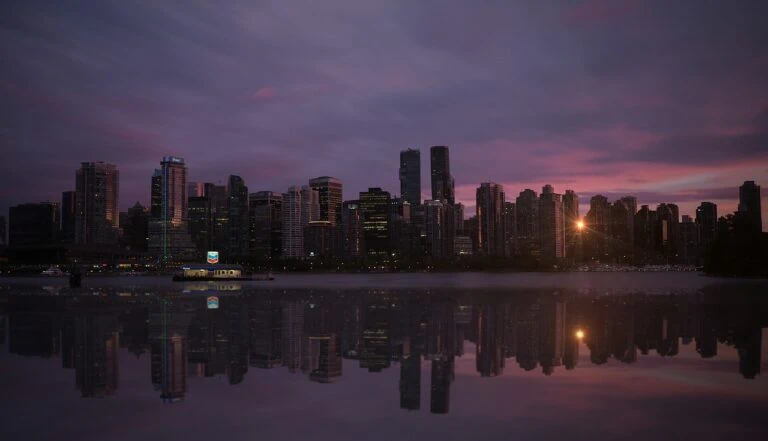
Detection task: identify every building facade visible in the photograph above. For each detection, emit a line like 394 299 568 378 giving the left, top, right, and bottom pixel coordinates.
399 148 422 207
75 162 119 245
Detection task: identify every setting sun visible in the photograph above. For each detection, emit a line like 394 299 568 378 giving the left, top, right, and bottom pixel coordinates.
576 220 585 231
575 329 585 339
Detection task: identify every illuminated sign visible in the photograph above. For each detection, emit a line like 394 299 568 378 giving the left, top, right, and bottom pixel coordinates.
207 296 219 309
206 251 219 264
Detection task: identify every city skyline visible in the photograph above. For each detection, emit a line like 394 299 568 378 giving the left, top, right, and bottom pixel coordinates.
2 1 767 229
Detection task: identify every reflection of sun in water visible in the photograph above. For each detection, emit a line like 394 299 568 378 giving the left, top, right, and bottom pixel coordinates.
575 329 585 339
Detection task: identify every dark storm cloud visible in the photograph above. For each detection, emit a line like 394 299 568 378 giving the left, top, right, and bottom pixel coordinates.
1 0 767 219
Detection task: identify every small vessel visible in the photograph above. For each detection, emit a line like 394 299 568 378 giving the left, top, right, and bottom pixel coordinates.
41 266 69 277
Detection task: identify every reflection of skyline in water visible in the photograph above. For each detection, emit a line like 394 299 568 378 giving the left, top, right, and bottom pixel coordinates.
1 287 766 414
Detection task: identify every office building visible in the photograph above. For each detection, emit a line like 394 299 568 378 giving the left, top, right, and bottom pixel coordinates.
9 202 60 247
342 200 363 259
248 191 282 260
304 221 333 258
424 200 444 258
516 189 539 257
696 202 718 255
430 146 454 204
360 188 391 257
148 157 194 260
75 162 119 245
227 175 249 257
300 185 320 228
563 190 579 259
738 181 762 233
585 195 610 260
187 181 204 198
503 202 516 257
399 148 422 207
204 183 229 252
122 202 148 252
281 186 303 259
309 176 343 226
453 235 473 256
679 215 700 265
476 182 505 257
187 196 210 255
61 191 76 243
0 215 6 248
539 185 565 260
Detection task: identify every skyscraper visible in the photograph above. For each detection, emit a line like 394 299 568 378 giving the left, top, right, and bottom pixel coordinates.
738 181 762 233
476 182 505 257
563 190 579 259
300 185 320 227
148 157 194 261
342 200 363 259
430 146 454 205
61 191 76 243
248 191 282 260
679 215 700 265
75 162 119 245
516 189 539 257
503 202 516 257
187 181 204 198
359 187 391 257
399 148 421 207
309 177 343 226
619 196 637 259
0 215 6 248
187 195 210 255
585 195 610 260
227 175 249 257
122 202 148 252
281 186 303 259
696 202 718 254
539 185 565 260
424 200 444 258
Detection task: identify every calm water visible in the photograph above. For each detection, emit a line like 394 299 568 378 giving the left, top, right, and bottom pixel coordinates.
1 273 767 441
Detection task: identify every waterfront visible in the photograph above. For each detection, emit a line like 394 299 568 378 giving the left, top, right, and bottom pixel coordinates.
1 273 767 441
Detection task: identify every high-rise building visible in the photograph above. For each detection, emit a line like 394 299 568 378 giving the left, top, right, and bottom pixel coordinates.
679 215 700 265
122 202 148 252
424 200 444 258
204 183 229 252
399 148 422 207
454 203 465 233
620 196 637 249
309 177 343 226
342 200 363 259
656 203 680 262
585 195 610 261
696 202 718 255
0 215 6 248
75 162 119 245
516 189 539 257
227 175 249 257
539 185 565 260
738 181 762 233
281 186 303 259
360 188 391 257
9 202 60 247
187 195 210 255
187 182 204 198
304 221 333 258
61 191 76 243
609 200 632 263
148 157 194 261
503 202 516 257
634 205 658 263
563 190 579 259
300 185 320 227
476 182 505 256
430 146 454 205
248 191 282 260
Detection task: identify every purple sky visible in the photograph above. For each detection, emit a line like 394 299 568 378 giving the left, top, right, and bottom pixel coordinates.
1 0 767 224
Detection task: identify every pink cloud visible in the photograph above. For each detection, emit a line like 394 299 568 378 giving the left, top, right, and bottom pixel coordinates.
253 86 277 101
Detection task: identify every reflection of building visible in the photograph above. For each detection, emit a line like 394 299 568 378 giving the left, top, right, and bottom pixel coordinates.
361 303 391 372
475 304 505 377
75 313 119 398
308 335 342 383
249 299 283 368
430 357 453 414
538 300 565 375
281 301 304 373
399 338 421 410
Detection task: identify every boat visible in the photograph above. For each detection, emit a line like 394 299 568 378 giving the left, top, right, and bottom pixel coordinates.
41 266 69 277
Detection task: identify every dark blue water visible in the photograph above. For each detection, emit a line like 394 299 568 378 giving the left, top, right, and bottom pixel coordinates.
1 274 766 441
